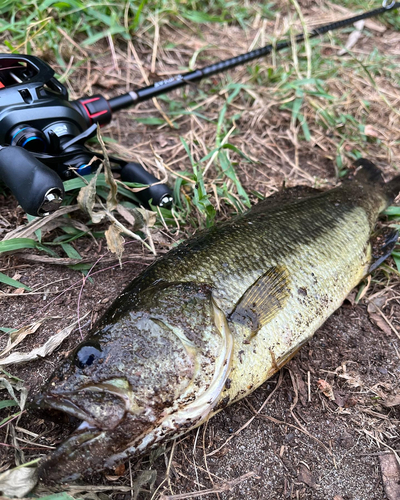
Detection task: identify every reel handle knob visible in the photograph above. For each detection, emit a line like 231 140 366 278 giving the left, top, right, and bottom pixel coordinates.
0 146 64 216
120 162 173 209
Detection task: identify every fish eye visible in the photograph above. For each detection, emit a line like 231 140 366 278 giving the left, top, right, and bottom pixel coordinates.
74 342 103 369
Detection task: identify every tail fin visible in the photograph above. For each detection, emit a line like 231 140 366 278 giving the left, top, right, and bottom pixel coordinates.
385 174 400 203
353 158 400 204
353 158 385 185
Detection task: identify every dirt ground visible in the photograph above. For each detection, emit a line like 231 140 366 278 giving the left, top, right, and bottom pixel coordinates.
1 2 400 499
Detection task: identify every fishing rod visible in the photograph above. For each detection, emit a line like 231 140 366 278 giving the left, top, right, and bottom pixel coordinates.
0 0 398 216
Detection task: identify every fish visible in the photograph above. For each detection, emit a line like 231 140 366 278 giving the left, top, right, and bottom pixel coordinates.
35 159 400 485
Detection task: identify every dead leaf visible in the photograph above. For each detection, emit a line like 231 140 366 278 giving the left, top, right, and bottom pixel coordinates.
364 125 380 138
96 76 120 89
0 376 27 409
333 391 345 408
96 125 118 211
336 366 363 388
0 320 45 358
2 205 81 241
104 474 124 481
338 20 364 55
136 207 157 228
0 465 38 498
382 393 400 408
288 362 308 406
317 379 335 400
113 463 126 476
298 464 317 489
116 204 137 226
0 314 88 366
97 208 156 255
343 395 358 408
379 453 400 500
368 312 392 336
367 296 387 312
157 135 168 148
364 19 387 33
77 163 106 223
105 223 125 264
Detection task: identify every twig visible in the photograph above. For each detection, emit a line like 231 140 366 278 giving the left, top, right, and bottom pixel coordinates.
254 412 334 460
128 41 174 128
151 440 177 500
57 27 88 56
360 429 400 467
159 471 257 500
289 0 312 79
373 303 400 341
207 371 284 457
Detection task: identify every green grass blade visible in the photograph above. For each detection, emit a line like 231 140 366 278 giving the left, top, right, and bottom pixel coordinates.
0 399 18 409
0 238 59 257
391 249 400 272
130 0 148 31
60 243 82 260
0 411 22 426
384 206 400 216
33 494 76 500
0 327 18 334
0 272 31 291
82 25 126 47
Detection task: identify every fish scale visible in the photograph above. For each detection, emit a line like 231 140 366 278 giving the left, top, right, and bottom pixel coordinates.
118 188 372 316
34 160 400 484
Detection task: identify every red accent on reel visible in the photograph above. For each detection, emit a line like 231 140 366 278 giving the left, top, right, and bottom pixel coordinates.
80 97 109 122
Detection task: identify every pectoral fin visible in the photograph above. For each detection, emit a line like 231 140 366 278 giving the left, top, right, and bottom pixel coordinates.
369 228 399 273
229 266 290 340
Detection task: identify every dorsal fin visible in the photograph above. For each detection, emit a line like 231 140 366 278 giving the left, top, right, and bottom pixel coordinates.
249 186 322 215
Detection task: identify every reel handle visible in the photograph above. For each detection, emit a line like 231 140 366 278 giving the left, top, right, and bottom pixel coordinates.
120 162 173 209
0 146 64 216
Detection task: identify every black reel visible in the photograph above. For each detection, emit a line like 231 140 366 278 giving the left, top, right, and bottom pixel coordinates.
0 54 172 216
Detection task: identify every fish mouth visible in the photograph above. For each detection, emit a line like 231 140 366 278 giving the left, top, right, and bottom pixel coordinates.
34 378 133 430
38 425 106 484
35 379 141 484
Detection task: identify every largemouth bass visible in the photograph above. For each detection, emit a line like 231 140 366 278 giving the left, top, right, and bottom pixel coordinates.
35 159 400 484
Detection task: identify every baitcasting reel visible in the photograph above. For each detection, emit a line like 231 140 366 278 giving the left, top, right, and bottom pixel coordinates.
0 54 173 216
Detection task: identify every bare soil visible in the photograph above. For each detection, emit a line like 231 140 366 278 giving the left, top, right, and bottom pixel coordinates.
1 3 400 499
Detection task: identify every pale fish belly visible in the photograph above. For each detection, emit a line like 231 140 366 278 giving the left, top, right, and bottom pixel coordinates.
217 206 372 406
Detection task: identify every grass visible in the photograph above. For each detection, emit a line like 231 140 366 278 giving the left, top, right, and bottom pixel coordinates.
0 0 399 264
0 3 400 497
0 0 276 60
